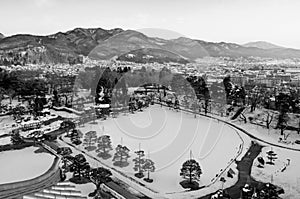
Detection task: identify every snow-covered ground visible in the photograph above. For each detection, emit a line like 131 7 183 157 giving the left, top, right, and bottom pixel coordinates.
74 89 91 99
231 108 300 150
64 172 96 198
0 116 16 136
73 182 96 198
64 105 247 197
0 112 62 137
233 121 300 150
252 145 300 199
227 107 300 199
0 147 55 184
49 109 80 119
20 121 62 138
0 136 11 145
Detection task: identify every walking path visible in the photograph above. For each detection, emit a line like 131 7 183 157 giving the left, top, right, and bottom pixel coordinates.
199 142 263 199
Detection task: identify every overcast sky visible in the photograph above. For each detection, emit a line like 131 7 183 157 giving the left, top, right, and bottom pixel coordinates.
1 0 300 48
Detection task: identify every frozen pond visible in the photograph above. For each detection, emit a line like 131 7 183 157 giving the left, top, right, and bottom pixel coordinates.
0 147 55 184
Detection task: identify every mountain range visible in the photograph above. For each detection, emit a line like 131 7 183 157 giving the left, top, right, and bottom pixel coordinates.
243 41 284 49
136 28 185 40
1 27 300 65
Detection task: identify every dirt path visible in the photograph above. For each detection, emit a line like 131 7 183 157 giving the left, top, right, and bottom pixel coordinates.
199 141 263 199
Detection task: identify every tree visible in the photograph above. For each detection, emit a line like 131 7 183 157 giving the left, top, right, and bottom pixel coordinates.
61 155 73 172
266 150 277 165
180 159 202 188
223 76 245 107
276 93 290 135
133 150 145 178
83 131 97 151
70 154 91 182
202 87 210 115
264 110 274 129
142 158 155 183
174 97 180 110
112 144 130 167
297 115 300 134
0 87 5 106
187 76 210 115
137 99 143 111
11 105 27 120
33 96 45 116
171 74 194 97
96 135 113 159
258 183 282 199
6 88 16 104
191 99 199 118
249 89 261 112
128 97 136 113
223 76 233 104
60 120 76 130
90 167 112 188
159 67 173 87
11 131 24 145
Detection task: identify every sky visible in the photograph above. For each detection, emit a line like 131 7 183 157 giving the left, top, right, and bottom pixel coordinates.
1 0 300 48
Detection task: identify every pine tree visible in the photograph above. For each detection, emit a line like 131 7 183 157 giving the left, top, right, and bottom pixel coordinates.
96 135 113 159
133 150 145 178
112 144 130 167
180 159 202 186
90 167 112 188
83 131 97 151
142 158 155 183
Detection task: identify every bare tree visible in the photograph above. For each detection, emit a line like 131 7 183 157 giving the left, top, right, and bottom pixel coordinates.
265 110 275 129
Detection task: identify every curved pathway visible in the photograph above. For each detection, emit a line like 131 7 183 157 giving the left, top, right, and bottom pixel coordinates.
199 142 263 199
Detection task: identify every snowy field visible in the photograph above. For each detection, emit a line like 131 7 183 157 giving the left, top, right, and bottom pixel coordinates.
231 116 300 150
229 108 300 199
252 145 300 199
0 136 11 145
0 147 55 184
0 116 16 136
69 105 244 194
49 109 80 119
64 172 96 198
